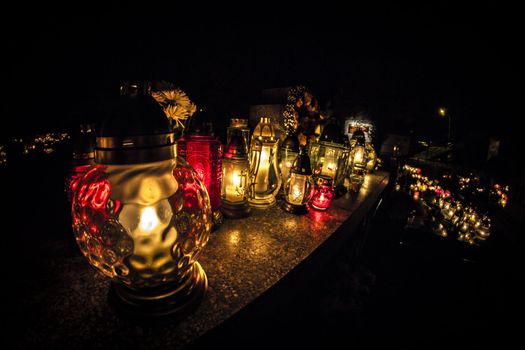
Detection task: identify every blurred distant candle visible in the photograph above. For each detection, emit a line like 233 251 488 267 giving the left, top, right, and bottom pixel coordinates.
310 175 335 211
476 221 491 240
247 117 281 208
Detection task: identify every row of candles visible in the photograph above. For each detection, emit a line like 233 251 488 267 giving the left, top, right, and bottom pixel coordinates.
67 116 378 223
1 132 70 165
19 132 70 155
213 116 377 219
398 165 491 245
455 175 509 208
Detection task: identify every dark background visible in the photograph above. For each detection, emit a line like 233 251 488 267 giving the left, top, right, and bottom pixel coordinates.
3 4 524 348
2 4 523 151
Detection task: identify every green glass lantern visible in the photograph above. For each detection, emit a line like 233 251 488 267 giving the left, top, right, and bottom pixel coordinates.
308 123 349 193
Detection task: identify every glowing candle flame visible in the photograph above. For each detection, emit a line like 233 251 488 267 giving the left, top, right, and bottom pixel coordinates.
139 207 159 233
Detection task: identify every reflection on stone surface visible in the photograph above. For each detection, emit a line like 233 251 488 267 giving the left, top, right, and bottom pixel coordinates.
228 230 240 247
196 171 389 334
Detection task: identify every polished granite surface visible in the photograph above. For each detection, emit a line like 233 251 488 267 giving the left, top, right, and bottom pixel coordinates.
19 172 389 349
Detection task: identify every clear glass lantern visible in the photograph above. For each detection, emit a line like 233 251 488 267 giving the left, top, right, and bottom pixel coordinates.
71 82 210 317
247 117 282 208
282 147 314 215
309 123 349 194
227 118 250 154
310 175 335 211
365 143 377 172
221 130 250 218
278 132 300 192
177 113 223 229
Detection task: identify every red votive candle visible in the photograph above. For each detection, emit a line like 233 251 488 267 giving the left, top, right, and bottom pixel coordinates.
310 175 334 211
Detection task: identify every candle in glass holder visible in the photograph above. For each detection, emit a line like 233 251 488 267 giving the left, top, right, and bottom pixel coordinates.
247 117 281 208
310 175 335 211
71 81 210 317
309 123 349 194
282 147 313 215
347 129 368 185
279 132 300 190
177 112 223 228
221 130 250 218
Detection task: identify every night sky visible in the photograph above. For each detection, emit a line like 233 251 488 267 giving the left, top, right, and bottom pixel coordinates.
3 4 523 147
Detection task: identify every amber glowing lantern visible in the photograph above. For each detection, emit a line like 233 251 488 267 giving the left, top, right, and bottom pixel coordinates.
348 129 368 185
310 175 335 211
309 122 349 193
282 147 314 215
247 117 282 208
65 123 95 202
221 130 251 218
279 132 300 191
177 113 223 228
71 82 211 317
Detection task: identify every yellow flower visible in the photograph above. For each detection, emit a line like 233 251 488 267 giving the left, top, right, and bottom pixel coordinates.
163 106 188 128
152 85 197 129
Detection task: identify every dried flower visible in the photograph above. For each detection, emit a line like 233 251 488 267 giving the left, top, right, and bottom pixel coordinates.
152 81 197 132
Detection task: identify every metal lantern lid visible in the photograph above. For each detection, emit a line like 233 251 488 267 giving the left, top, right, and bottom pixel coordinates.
95 81 176 165
224 131 247 160
230 118 248 128
291 147 312 175
315 174 334 188
252 117 277 142
281 133 300 152
319 122 345 145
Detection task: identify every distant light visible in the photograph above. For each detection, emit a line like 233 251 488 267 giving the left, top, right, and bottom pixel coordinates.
438 107 447 117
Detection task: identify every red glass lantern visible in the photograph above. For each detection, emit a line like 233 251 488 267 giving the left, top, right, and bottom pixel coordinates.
310 175 335 211
178 113 223 228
